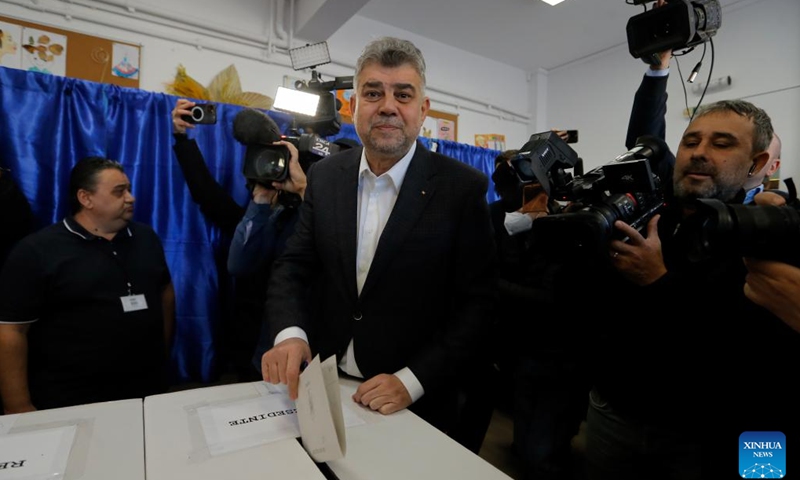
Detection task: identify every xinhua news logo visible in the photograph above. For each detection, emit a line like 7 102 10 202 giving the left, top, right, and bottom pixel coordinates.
739 431 786 478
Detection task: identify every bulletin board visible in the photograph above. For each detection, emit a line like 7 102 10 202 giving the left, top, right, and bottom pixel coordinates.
422 109 458 142
0 14 141 88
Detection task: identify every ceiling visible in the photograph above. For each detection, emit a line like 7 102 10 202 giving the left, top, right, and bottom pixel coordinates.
354 0 742 73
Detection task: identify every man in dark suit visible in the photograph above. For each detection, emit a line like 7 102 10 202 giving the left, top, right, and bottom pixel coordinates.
260 36 497 435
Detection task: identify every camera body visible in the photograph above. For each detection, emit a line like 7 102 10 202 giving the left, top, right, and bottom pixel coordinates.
281 133 341 166
182 103 217 125
512 134 669 258
627 0 721 65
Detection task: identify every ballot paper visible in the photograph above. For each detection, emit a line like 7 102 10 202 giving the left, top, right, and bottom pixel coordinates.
0 425 77 479
197 372 365 457
295 354 346 462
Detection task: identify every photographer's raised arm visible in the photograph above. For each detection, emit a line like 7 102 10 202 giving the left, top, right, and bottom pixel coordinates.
171 98 245 235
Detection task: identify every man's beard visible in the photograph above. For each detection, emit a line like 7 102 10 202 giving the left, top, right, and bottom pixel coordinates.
362 119 414 158
673 160 743 202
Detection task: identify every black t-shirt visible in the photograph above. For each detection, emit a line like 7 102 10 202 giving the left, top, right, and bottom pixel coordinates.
0 217 171 409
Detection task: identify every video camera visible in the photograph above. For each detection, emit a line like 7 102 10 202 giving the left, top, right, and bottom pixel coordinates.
510 132 669 258
626 0 722 66
233 108 348 186
241 133 344 185
680 180 800 267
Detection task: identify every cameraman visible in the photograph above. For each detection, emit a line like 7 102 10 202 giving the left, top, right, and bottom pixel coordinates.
626 1 782 202
226 140 306 372
582 100 797 479
172 99 305 381
491 142 593 480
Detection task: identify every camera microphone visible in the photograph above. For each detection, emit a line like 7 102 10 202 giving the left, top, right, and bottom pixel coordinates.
233 108 282 145
614 134 669 167
233 108 290 184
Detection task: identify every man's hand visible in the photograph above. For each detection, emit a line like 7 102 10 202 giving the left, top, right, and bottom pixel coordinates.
649 0 672 71
352 374 412 415
608 214 667 285
261 337 311 400
172 99 196 135
251 183 278 205
271 141 307 199
754 191 787 206
744 258 800 333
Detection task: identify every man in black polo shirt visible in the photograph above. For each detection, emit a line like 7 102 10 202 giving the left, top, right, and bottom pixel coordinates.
0 157 175 413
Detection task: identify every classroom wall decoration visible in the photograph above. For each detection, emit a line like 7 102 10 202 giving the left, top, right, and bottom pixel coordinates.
0 20 23 68
165 64 273 109
21 27 67 76
0 14 140 88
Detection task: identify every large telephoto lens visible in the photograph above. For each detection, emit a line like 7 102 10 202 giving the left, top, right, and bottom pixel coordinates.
686 199 800 266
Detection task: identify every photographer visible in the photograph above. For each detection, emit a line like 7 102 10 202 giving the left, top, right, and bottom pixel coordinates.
226 138 305 372
579 100 796 479
172 99 305 381
625 1 781 202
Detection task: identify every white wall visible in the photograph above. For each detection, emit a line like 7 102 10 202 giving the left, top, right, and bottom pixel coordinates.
0 0 531 150
545 0 800 188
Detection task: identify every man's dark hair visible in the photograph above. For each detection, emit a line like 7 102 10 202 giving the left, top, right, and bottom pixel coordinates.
69 156 125 214
494 149 519 169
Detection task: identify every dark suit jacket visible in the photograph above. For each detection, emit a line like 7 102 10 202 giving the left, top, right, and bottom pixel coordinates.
626 72 675 190
266 141 497 422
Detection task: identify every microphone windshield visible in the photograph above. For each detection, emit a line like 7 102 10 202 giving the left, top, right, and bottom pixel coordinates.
233 108 282 145
615 134 669 166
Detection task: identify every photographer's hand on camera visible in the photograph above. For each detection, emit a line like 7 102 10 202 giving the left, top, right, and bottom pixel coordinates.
251 183 279 206
608 214 667 286
270 140 307 199
753 190 787 207
172 98 196 134
743 259 800 333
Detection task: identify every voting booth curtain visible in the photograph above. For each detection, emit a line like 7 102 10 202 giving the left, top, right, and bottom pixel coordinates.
0 66 499 383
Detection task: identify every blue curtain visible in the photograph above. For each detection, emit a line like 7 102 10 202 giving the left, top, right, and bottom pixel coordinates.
0 66 501 383
434 139 501 202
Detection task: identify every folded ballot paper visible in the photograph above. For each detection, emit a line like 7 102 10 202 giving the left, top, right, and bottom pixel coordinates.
295 354 347 462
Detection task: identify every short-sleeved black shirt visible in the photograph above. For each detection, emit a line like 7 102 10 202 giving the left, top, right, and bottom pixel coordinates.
0 217 171 409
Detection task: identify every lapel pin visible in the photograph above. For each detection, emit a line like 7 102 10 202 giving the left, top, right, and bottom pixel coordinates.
421 190 426 195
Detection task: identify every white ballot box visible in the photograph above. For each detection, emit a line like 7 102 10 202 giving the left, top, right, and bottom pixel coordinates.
0 399 144 480
143 378 511 480
331 377 513 480
143 382 326 480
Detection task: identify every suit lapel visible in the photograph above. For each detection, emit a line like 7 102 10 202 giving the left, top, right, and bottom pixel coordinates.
335 149 362 301
360 144 436 298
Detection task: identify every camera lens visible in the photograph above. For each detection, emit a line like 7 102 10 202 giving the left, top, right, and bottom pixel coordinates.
191 106 204 122
685 199 800 266
252 150 287 181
